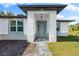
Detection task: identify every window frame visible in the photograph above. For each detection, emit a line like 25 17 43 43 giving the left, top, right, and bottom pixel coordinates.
57 22 60 31
9 19 23 32
10 21 16 32
17 20 23 32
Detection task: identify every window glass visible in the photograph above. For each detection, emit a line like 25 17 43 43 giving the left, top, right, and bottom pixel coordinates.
10 21 16 31
57 22 60 31
17 20 23 31
10 20 23 32
11 27 16 31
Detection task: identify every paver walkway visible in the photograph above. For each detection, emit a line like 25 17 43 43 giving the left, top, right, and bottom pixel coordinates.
33 41 51 56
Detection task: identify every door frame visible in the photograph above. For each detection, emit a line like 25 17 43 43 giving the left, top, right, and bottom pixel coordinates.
36 20 47 37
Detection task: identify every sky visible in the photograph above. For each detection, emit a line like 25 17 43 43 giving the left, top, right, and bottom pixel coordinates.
0 3 79 25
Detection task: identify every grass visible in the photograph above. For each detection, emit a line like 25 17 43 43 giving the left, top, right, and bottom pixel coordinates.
57 35 79 42
48 42 79 56
48 36 79 56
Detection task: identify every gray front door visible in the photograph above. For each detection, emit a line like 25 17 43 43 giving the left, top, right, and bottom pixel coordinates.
36 21 47 37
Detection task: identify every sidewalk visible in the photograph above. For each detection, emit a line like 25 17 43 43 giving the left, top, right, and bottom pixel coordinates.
33 41 51 56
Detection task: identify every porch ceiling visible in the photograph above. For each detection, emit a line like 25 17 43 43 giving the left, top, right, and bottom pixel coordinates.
34 14 49 20
18 4 67 14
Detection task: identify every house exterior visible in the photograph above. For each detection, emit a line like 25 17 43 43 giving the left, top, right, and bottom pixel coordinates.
57 20 74 36
0 4 74 42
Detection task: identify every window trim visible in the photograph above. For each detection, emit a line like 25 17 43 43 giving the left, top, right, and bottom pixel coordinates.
9 19 23 32
17 20 23 32
57 22 60 31
10 21 16 32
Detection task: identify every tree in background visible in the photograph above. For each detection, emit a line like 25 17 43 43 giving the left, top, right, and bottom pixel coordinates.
0 11 14 16
69 23 79 36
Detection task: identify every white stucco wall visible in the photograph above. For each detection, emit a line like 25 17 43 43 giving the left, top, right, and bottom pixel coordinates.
59 22 69 36
0 18 27 40
47 11 57 42
26 11 57 42
24 18 27 34
0 19 8 34
26 11 36 42
0 11 57 42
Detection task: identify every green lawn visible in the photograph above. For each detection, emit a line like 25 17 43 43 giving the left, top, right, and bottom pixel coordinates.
48 42 79 56
48 36 79 56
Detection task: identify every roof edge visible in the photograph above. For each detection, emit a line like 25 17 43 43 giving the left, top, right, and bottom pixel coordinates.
0 16 27 18
57 20 75 22
18 4 67 14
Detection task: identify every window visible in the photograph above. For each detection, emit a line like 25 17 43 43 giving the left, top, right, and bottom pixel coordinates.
10 20 23 32
57 22 60 31
17 20 23 31
10 21 16 31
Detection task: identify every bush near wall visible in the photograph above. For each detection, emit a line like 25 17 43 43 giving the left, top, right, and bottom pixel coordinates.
69 31 79 36
69 23 79 36
57 35 79 42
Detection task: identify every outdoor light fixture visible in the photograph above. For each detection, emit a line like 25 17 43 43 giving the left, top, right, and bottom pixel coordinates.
40 9 43 13
41 9 43 11
40 13 43 19
40 9 44 19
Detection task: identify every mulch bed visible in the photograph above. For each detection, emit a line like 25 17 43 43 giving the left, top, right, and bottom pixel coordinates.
0 40 30 56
